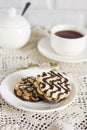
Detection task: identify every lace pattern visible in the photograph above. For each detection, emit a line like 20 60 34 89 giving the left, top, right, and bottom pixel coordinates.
0 26 87 130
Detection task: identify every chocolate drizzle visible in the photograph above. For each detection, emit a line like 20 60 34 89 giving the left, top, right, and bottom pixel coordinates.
14 77 42 102
14 70 72 104
35 71 71 103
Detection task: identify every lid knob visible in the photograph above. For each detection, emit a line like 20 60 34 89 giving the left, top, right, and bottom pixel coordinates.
8 8 16 17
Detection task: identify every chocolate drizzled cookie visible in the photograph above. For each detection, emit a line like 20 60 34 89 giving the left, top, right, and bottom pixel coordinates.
14 77 41 102
34 71 72 103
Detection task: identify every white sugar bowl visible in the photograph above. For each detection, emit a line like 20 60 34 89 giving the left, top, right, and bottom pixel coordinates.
0 8 31 48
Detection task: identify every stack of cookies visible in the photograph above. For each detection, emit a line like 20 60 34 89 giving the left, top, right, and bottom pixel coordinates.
14 71 72 103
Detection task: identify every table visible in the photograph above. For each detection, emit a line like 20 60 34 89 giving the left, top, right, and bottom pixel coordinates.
0 26 87 130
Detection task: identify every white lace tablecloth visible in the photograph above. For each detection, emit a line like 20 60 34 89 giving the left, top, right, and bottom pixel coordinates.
0 26 87 130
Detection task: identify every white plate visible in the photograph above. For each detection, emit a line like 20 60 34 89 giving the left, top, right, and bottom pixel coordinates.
0 68 77 112
37 37 87 63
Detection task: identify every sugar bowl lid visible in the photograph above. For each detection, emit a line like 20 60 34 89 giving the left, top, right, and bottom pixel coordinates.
0 8 30 28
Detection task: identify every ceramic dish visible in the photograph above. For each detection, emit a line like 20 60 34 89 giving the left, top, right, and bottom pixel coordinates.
37 37 87 63
0 68 77 112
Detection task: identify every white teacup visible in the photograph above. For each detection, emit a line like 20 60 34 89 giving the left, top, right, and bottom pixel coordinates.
50 25 87 56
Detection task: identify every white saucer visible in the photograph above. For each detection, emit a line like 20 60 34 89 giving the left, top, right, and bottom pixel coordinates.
37 37 87 63
0 68 77 112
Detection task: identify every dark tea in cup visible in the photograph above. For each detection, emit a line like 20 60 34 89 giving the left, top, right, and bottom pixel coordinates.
51 25 87 55
55 30 83 39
